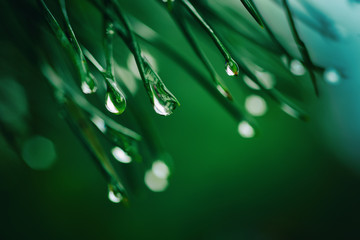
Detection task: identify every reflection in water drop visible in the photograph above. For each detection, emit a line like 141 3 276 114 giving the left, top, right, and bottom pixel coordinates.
324 68 341 85
105 87 126 115
81 74 97 94
243 75 260 90
245 95 267 117
108 185 123 203
225 59 239 76
290 59 306 76
144 170 169 192
21 136 57 170
152 160 170 179
81 81 92 94
111 147 132 164
238 121 255 138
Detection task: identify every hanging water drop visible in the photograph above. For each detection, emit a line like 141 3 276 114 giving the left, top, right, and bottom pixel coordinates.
225 58 239 76
111 147 132 164
290 59 306 76
105 84 126 115
143 58 179 116
324 68 341 85
238 121 255 138
108 184 123 203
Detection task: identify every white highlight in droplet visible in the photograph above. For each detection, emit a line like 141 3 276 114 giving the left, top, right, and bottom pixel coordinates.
238 121 255 138
323 68 341 85
245 95 267 117
111 147 132 164
144 170 169 192
290 59 306 76
108 188 123 203
152 160 170 179
81 81 92 94
105 93 120 114
225 63 236 76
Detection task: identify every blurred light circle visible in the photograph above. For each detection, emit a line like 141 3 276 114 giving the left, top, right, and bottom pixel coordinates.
21 136 56 170
144 170 168 192
245 95 267 117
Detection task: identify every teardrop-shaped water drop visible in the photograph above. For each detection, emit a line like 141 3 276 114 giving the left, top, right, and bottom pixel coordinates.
108 184 123 203
323 68 341 85
225 58 239 76
105 83 126 115
237 120 255 138
81 77 97 94
143 58 179 116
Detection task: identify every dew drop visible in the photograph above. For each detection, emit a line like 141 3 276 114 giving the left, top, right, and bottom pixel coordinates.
111 147 132 164
225 58 239 76
245 95 267 117
238 121 255 138
108 184 123 203
152 160 170 179
144 169 169 192
81 74 97 94
324 68 341 85
105 85 126 115
290 59 306 76
143 58 179 116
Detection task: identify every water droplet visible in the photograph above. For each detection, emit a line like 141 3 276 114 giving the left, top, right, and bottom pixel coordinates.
245 95 267 117
81 74 97 94
144 169 169 192
243 75 260 90
290 59 306 76
238 121 255 138
324 68 341 85
225 59 239 76
105 84 126 115
152 160 170 179
111 147 132 164
108 184 123 203
143 58 179 116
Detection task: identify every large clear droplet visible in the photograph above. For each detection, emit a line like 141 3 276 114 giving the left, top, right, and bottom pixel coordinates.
108 184 123 203
105 83 126 115
323 68 341 85
225 58 239 76
238 121 255 138
290 59 306 76
143 58 179 116
111 147 132 164
245 95 267 117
